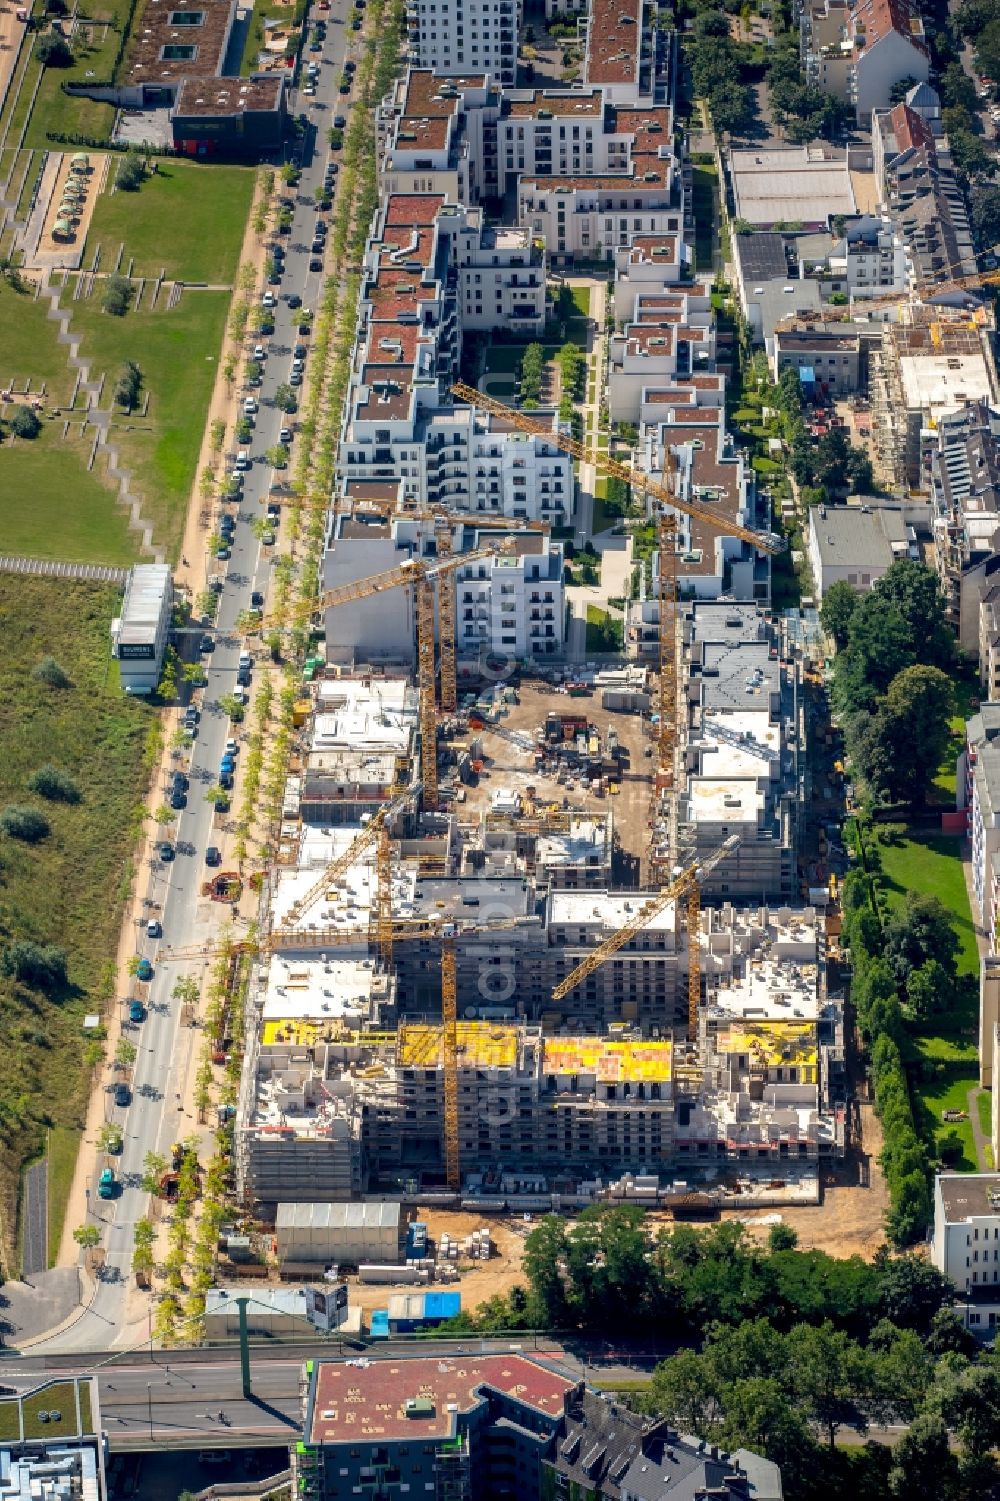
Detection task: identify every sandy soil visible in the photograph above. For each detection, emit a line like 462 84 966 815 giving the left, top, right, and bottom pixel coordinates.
0 5 27 126
345 1207 529 1314
461 679 654 874
34 153 107 262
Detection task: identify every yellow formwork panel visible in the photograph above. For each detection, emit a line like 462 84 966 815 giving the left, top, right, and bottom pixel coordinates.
398 1022 519 1070
721 1019 817 1070
541 1037 673 1084
261 1018 353 1048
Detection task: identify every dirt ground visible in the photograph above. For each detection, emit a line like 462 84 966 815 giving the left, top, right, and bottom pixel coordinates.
345 1207 529 1314
0 5 27 125
459 678 655 877
36 153 107 261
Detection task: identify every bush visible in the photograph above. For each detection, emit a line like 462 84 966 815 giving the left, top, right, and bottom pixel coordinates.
0 804 50 841
32 656 70 688
102 274 132 317
11 406 41 439
29 765 80 803
0 940 68 991
115 152 145 191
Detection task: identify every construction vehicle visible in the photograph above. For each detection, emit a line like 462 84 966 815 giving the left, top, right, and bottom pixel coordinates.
550 835 740 1041
244 545 511 811
449 383 785 839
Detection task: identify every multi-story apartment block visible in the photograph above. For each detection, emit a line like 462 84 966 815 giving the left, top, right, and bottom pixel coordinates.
932 1173 1000 1331
608 284 715 422
378 69 498 202
455 532 565 662
405 0 520 85
963 705 1000 942
927 401 1000 652
582 0 668 106
801 0 929 121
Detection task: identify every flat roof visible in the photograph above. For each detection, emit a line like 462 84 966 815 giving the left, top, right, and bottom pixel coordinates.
586 0 642 84
398 1022 519 1069
402 69 486 116
809 503 905 568
276 1200 400 1230
308 1354 575 1445
117 563 171 646
174 73 282 115
938 1172 1000 1223
898 348 994 420
504 88 604 118
730 147 856 226
548 889 677 932
124 0 232 84
260 955 383 1034
718 1018 817 1069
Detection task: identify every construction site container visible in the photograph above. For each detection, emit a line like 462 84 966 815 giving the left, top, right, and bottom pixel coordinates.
601 689 651 713
388 1290 461 1333
358 1263 420 1285
275 1201 402 1266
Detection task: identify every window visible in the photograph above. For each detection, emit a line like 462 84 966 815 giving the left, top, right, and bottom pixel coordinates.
169 8 204 20
161 42 196 56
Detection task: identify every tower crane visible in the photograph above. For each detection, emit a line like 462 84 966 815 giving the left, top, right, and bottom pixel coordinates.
550 834 740 1041
773 265 1000 326
449 384 785 821
244 544 509 809
283 781 422 927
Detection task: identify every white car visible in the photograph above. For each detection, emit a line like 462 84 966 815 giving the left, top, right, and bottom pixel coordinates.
262 292 276 308
253 344 266 361
232 686 248 706
225 737 239 756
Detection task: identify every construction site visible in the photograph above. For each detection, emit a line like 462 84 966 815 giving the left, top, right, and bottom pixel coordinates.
157 365 861 1308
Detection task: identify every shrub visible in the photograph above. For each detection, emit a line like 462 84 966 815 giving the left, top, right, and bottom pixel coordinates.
36 33 73 66
32 656 70 687
0 805 50 841
116 153 145 191
0 940 67 991
29 765 80 803
11 406 41 439
102 274 133 317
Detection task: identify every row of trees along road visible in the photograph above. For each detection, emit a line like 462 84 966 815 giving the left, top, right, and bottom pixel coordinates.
820 559 956 807
439 1208 1000 1499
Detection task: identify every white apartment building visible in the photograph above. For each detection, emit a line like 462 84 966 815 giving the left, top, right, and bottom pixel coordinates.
801 0 930 122
932 1173 1000 1330
455 532 565 662
405 0 520 85
608 287 715 424
378 70 498 203
583 0 662 106
843 214 908 297
497 89 612 196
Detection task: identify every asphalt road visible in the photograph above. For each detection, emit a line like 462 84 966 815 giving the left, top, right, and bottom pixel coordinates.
21 1159 47 1278
26 12 354 1356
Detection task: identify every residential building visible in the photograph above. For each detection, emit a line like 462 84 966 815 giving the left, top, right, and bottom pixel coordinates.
965 706 1000 941
110 564 173 695
801 0 929 122
806 502 914 599
977 572 1000 698
455 531 565 662
582 0 668 106
979 952 1000 1088
772 322 865 397
932 1172 1000 1330
378 70 498 202
608 284 716 423
0 1379 105 1501
405 0 520 85
927 400 1000 652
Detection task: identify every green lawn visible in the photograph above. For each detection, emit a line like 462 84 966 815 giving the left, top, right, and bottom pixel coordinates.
241 0 302 73
0 1381 93 1442
22 0 137 149
585 604 623 651
0 426 141 564
85 160 255 284
691 166 716 274
0 282 75 404
875 826 979 977
874 823 982 1168
47 1124 82 1269
569 283 591 317
930 664 981 806
65 290 230 558
0 577 153 1266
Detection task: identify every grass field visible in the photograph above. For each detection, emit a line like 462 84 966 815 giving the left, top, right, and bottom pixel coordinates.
0 427 140 564
691 165 716 273
0 578 154 1266
65 289 230 559
0 1381 92 1442
84 161 255 284
0 283 75 404
874 824 981 1167
930 664 981 806
46 1124 82 1269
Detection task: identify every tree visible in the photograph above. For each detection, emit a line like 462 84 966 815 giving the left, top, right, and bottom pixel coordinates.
116 152 145 191
115 1037 137 1070
0 941 67 990
820 580 859 649
28 765 79 802
219 693 245 722
264 443 289 469
872 561 954 671
153 803 176 826
72 1224 100 1251
0 804 49 841
876 1252 955 1333
522 1215 570 1325
835 594 915 714
273 383 298 414
889 75 921 104
114 360 142 410
32 656 69 688
855 664 955 805
905 958 954 1020
173 975 200 1008
11 406 41 439
786 1322 872 1448
141 1150 168 1193
768 1223 798 1252
97 1121 123 1154
973 183 1000 248
102 274 132 317
884 891 960 987
205 782 229 808
36 32 73 65
887 1411 957 1499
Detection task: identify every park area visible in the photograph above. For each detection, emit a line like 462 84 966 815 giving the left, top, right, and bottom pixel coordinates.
0 579 155 1271
872 823 983 1170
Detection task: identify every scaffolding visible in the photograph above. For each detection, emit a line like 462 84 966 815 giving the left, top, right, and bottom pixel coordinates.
435 1436 471 1501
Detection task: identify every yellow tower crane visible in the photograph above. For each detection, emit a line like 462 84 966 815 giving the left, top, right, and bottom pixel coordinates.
283 781 422 928
449 384 785 807
773 265 1000 326
244 544 508 809
550 835 740 1041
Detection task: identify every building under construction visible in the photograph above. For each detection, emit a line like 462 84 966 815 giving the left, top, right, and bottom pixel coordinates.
235 900 844 1205
869 308 997 493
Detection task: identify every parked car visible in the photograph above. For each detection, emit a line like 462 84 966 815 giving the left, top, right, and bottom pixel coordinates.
199 633 214 653
251 590 265 609
113 1082 131 1109
129 1000 145 1023
159 842 175 862
206 846 222 866
169 789 186 810
287 293 302 309
97 1168 117 1199
146 919 162 939
136 957 153 981
309 257 323 271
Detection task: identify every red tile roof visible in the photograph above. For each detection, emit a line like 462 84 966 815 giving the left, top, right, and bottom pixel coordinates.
853 0 927 55
885 101 935 154
308 1355 576 1445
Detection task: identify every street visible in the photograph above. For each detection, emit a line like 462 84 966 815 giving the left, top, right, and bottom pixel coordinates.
25 8 354 1356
